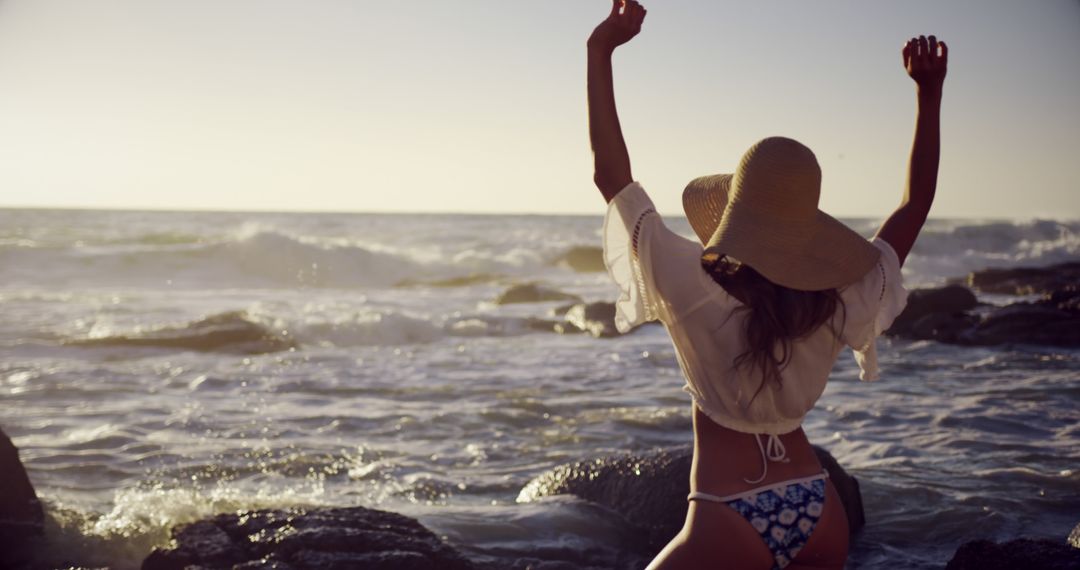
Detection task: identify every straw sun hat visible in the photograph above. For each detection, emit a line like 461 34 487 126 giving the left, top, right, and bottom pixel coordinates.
682 137 880 292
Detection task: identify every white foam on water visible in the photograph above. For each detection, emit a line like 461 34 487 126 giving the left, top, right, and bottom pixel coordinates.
90 482 330 538
31 480 335 570
904 218 1080 285
287 309 445 347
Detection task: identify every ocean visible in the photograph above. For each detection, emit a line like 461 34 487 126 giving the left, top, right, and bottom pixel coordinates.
1 208 1077 569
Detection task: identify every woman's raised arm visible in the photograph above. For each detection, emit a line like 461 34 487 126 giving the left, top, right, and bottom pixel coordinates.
876 35 948 266
587 0 647 203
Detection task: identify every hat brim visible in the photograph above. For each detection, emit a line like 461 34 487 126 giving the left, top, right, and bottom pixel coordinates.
682 174 733 245
703 206 880 291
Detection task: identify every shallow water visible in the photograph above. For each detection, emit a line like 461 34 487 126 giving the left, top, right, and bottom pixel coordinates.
1 208 1078 568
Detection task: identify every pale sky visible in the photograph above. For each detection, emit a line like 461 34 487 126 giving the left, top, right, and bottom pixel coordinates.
0 0 1078 218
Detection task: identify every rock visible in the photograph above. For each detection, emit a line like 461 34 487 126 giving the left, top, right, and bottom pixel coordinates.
809 446 865 534
0 426 44 565
66 311 297 354
517 444 863 557
395 273 503 288
0 429 43 530
551 301 645 338
527 318 581 335
550 303 578 318
495 284 582 306
1045 284 1080 312
142 506 475 570
143 520 248 569
945 537 1080 570
886 285 978 337
960 303 1080 347
517 446 690 556
885 283 1080 347
965 261 1080 295
561 302 621 338
551 246 606 273
907 312 981 344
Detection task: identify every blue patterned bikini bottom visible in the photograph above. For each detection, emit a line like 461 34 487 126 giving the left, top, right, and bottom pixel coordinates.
687 472 829 570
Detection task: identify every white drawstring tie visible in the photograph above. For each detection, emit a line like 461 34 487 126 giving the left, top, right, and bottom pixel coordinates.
743 433 790 484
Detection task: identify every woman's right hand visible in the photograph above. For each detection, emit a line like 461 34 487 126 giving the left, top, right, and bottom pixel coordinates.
903 35 948 94
877 36 947 267
588 0 647 54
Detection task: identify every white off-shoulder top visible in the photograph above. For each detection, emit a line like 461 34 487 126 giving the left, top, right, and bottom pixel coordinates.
603 182 908 435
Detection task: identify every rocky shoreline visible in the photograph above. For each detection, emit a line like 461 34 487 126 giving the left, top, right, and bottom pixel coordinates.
4 259 1079 568
57 259 1080 356
0 427 45 569
515 445 866 554
140 506 476 570
531 259 1080 347
885 262 1080 347
4 425 1078 569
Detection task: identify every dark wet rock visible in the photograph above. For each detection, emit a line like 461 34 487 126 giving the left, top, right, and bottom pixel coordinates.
396 273 503 288
965 261 1080 295
517 444 863 556
886 285 978 338
142 506 474 570
810 445 864 533
551 301 647 338
143 520 248 568
906 312 981 344
66 310 297 354
560 302 621 338
886 284 1080 347
945 537 1080 570
495 283 583 305
518 446 690 556
550 302 577 318
960 302 1080 347
551 246 606 273
0 426 44 567
1046 284 1080 312
530 318 583 335
550 322 586 335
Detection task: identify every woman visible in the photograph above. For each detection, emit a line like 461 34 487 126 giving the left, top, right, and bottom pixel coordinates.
586 2 947 569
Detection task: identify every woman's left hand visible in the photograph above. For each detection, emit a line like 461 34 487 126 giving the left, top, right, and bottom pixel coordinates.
588 0 647 54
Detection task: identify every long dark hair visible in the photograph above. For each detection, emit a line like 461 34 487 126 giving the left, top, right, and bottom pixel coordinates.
704 255 847 402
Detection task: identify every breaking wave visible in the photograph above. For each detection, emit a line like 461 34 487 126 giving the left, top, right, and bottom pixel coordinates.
60 308 576 353
4 217 1076 290
905 218 1079 285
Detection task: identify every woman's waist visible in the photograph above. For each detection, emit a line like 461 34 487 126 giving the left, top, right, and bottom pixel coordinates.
681 383 812 436
690 406 824 497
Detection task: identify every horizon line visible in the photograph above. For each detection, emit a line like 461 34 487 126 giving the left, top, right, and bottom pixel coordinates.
0 203 1072 223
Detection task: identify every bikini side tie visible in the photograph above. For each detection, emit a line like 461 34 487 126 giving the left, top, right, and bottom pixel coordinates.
744 433 790 484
